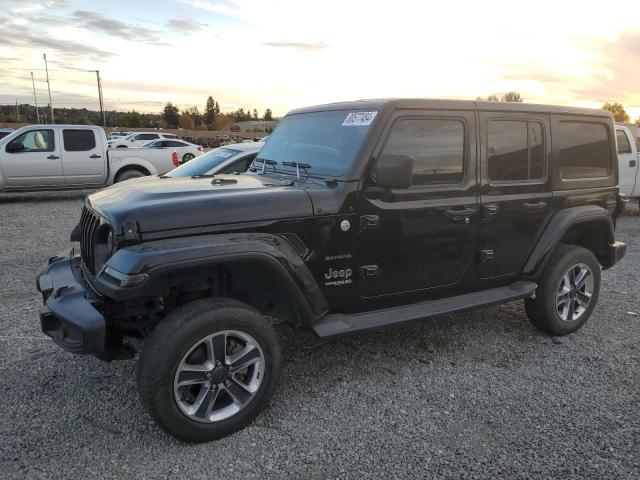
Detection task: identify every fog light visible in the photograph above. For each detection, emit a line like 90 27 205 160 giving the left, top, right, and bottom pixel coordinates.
103 266 148 288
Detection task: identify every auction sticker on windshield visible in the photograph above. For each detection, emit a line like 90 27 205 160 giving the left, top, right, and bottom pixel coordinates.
342 111 377 127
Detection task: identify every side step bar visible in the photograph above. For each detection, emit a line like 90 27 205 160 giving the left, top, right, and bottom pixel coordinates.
312 281 537 337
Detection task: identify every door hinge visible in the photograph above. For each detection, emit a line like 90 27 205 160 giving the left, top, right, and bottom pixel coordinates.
359 215 380 231
479 249 495 263
359 265 378 281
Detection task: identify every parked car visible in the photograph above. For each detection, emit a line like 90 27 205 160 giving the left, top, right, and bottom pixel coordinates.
616 124 639 206
107 131 129 141
0 125 183 190
143 139 204 163
0 128 14 140
108 131 178 148
36 99 626 443
166 142 263 177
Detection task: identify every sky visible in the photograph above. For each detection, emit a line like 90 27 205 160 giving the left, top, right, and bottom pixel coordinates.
0 0 639 120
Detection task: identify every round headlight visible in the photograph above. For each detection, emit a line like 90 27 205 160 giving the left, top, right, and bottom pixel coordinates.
95 226 118 271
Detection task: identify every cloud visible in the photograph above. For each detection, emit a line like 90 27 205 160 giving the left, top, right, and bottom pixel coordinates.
262 40 329 51
572 31 640 105
166 18 206 31
70 10 168 45
0 21 114 62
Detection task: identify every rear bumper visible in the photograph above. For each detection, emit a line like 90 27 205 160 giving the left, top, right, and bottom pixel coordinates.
36 252 105 355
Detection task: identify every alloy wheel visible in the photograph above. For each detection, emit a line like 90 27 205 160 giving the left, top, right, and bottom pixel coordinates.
555 263 594 322
173 330 265 423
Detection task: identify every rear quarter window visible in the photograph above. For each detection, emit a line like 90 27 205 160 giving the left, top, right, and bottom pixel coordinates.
557 122 611 179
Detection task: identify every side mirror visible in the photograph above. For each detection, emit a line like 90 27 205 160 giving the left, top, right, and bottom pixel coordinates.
373 154 413 189
6 142 24 153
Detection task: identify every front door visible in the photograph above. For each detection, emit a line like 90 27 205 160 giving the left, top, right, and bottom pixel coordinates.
357 109 478 298
616 128 638 197
478 111 553 279
2 128 64 187
61 129 106 185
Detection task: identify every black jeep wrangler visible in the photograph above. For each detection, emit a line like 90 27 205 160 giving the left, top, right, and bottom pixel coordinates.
37 99 626 442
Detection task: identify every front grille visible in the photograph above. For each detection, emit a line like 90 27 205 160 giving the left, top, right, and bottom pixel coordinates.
79 206 102 274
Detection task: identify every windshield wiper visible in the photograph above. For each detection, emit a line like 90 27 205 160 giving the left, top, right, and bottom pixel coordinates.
282 161 311 181
254 157 277 175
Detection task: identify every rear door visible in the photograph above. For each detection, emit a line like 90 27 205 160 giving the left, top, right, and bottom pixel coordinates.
478 111 553 279
616 127 638 196
356 108 478 298
1 128 64 187
61 128 106 185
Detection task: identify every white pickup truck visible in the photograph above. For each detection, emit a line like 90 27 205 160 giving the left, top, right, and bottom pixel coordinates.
616 124 640 206
0 125 180 191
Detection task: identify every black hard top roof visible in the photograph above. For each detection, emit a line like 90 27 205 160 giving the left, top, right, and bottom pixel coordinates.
287 98 611 118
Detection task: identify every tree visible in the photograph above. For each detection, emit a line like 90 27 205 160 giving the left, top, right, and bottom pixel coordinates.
602 102 630 123
252 109 258 120
188 106 203 128
501 92 523 103
162 102 180 128
205 96 216 128
264 108 273 121
179 111 195 130
214 101 220 114
121 110 142 128
635 116 640 126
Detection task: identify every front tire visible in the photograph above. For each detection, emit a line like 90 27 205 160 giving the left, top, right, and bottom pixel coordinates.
525 244 600 336
182 153 195 163
137 298 281 443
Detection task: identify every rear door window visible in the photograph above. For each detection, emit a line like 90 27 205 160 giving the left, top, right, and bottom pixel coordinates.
557 122 611 179
616 129 632 154
63 129 96 151
487 120 544 182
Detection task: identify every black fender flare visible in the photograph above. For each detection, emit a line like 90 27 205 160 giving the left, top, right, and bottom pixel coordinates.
92 233 328 322
523 205 615 277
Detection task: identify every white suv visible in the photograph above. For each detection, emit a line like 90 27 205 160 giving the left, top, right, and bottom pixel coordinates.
108 132 178 148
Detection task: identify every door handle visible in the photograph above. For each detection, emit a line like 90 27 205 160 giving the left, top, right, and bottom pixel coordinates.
47 155 60 160
523 201 548 213
89 154 102 159
444 207 475 222
630 159 637 168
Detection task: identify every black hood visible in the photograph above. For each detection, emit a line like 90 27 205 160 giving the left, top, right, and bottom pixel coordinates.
87 175 314 235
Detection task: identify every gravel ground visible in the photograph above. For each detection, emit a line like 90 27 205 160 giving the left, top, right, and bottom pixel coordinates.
1 191 639 480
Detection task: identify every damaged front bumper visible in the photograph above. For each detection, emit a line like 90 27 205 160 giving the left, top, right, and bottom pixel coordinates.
36 251 106 356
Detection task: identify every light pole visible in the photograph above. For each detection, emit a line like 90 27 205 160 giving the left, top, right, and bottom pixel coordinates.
43 53 54 123
30 71 40 123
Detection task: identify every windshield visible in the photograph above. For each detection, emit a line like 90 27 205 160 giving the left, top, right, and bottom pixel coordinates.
167 147 241 177
256 110 377 177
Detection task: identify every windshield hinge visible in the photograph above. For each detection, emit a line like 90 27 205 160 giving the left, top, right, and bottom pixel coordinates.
122 221 140 243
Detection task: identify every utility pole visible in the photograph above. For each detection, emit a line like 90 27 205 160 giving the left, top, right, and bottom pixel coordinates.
30 72 41 123
15 98 20 122
96 70 106 128
43 53 54 124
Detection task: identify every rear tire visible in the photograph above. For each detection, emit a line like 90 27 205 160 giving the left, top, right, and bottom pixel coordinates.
115 168 147 183
525 244 600 336
137 298 281 443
